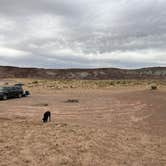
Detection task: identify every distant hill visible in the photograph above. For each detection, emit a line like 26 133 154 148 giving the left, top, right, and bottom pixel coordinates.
0 66 166 80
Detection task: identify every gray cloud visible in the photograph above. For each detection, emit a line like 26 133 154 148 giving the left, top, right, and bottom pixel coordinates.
0 0 166 68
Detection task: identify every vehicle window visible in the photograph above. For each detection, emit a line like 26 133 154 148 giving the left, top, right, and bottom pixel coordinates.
11 87 17 90
15 86 21 90
6 87 13 91
0 86 22 92
0 87 9 91
0 87 4 92
3 87 9 90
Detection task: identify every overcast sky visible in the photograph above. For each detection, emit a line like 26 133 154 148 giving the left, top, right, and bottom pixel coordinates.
0 0 166 69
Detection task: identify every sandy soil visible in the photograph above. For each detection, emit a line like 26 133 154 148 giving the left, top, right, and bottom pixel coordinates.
0 87 166 166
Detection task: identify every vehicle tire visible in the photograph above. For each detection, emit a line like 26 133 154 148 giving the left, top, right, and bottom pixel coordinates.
3 95 7 100
24 91 30 97
18 93 22 98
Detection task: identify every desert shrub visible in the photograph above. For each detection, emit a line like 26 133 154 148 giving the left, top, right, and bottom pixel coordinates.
150 84 157 90
33 103 48 107
43 103 49 106
121 80 127 85
116 80 121 84
32 80 38 84
65 99 79 103
110 81 115 86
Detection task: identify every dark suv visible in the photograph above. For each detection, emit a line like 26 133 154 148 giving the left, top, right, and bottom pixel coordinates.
0 85 29 100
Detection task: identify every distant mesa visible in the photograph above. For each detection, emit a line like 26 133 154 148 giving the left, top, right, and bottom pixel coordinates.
0 66 166 80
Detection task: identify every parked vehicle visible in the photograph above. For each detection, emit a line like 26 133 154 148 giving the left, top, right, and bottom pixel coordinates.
0 85 30 100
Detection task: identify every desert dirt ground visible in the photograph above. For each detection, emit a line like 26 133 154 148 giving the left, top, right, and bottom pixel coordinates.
0 80 166 166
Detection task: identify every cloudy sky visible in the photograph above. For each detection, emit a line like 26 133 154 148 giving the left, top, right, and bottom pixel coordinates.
0 0 166 69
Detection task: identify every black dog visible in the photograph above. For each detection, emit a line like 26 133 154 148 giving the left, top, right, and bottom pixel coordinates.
42 111 51 123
